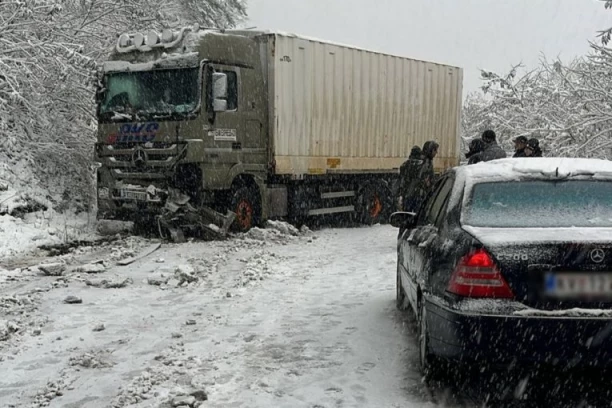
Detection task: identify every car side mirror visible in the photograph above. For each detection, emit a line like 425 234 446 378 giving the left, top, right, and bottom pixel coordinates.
389 211 417 229
212 72 228 112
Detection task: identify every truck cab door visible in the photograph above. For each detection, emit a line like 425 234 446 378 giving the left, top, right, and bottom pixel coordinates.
207 64 265 167
207 65 241 148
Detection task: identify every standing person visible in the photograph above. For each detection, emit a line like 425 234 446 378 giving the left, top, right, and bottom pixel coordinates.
465 139 485 164
402 141 439 213
397 146 423 212
513 136 528 157
524 138 543 157
476 130 506 162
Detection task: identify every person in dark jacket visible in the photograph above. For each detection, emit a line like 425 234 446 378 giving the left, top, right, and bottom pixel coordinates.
466 138 485 164
473 129 506 162
524 138 543 157
402 141 439 213
513 136 528 157
398 146 423 211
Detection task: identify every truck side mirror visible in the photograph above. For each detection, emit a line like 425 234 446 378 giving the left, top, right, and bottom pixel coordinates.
212 72 228 112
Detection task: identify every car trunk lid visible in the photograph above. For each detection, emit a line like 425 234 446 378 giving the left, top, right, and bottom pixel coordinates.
463 226 612 310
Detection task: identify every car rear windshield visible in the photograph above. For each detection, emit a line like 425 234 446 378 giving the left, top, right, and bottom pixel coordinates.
463 180 612 228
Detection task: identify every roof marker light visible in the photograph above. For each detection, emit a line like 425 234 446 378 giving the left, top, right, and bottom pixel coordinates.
133 33 145 48
161 29 174 43
146 31 159 46
118 33 131 48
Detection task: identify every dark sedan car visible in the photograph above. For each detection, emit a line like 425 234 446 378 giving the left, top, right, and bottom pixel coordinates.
392 158 612 377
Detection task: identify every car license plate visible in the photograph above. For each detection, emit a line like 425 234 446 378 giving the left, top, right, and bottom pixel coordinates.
119 189 147 201
545 272 612 299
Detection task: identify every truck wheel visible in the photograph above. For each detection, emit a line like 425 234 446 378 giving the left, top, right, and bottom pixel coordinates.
230 186 261 232
359 183 391 225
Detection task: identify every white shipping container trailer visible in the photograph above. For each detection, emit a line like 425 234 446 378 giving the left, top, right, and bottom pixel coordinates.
265 32 463 175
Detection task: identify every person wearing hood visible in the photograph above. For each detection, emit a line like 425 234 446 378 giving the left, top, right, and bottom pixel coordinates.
513 136 528 158
401 141 439 214
465 138 485 164
474 130 506 162
525 138 543 157
398 146 424 212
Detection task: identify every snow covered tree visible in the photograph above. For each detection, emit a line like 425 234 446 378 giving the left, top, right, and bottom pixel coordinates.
0 0 246 213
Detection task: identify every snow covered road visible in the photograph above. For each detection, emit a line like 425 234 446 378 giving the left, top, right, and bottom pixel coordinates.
2 223 612 407
0 225 436 407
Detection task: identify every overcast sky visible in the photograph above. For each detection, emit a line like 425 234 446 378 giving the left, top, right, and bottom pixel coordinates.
245 0 611 97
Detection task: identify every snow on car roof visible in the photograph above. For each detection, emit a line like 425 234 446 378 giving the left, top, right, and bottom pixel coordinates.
459 157 612 181
449 157 612 212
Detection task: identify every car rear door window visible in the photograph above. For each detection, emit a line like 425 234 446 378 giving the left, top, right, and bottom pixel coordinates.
418 177 452 226
427 178 453 226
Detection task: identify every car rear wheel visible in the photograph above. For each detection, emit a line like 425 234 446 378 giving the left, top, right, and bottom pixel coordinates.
418 302 446 381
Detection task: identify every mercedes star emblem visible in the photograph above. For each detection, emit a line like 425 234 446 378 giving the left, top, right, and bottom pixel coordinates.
590 248 605 263
132 149 147 168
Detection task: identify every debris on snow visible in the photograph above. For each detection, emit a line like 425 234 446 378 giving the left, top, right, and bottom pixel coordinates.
64 295 82 304
117 242 161 266
69 351 114 369
110 369 170 407
38 263 66 276
174 265 198 286
185 319 196 326
93 323 105 332
86 275 132 289
30 378 70 408
147 273 170 286
172 395 196 407
265 220 300 236
75 262 106 274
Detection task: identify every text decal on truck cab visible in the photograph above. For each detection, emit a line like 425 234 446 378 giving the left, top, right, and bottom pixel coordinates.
108 122 160 144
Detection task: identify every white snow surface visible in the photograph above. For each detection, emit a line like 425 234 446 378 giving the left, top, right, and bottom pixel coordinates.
449 157 612 212
0 210 97 262
463 226 612 245
0 224 453 407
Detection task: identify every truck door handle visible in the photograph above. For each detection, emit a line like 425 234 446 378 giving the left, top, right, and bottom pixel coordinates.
232 142 242 150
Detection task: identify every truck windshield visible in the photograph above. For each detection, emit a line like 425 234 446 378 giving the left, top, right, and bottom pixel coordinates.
99 68 199 121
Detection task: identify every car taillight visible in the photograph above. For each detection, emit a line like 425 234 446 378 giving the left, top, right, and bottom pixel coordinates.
447 248 514 298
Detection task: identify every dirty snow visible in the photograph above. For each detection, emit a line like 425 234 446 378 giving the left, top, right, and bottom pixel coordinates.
0 223 455 407
0 210 97 262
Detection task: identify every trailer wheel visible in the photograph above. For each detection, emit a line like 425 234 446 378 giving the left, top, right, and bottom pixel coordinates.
230 186 261 232
359 183 391 225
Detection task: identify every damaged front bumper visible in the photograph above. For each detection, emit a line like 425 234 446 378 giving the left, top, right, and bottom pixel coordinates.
97 183 235 241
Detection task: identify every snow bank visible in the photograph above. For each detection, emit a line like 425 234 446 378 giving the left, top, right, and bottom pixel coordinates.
0 210 97 262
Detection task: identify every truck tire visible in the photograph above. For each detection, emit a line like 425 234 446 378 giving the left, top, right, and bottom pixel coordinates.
358 183 391 225
230 186 261 232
